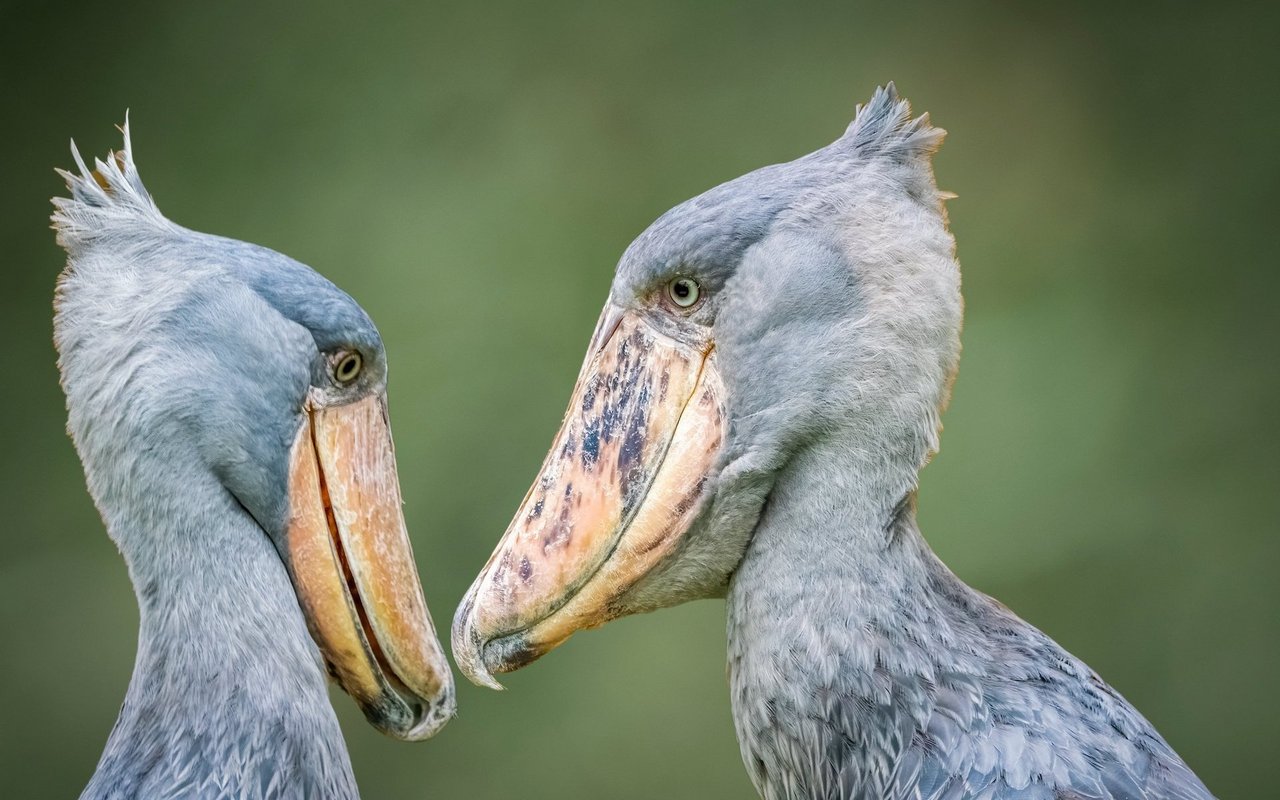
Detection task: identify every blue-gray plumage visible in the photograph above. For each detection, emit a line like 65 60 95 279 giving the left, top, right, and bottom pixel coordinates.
453 85 1215 799
53 123 454 799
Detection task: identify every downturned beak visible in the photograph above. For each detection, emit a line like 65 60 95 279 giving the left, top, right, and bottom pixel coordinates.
287 392 454 740
453 303 725 688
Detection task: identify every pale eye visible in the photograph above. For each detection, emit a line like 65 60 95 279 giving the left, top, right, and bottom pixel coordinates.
666 277 701 309
333 351 363 384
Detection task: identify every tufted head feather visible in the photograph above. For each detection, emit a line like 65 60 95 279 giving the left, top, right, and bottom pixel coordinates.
51 114 172 256
838 81 946 164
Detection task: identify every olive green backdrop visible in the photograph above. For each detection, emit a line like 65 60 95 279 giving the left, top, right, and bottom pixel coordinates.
2 1 1276 797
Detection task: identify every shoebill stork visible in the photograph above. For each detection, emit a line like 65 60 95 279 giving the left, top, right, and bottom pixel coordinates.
453 86 1214 799
52 124 454 799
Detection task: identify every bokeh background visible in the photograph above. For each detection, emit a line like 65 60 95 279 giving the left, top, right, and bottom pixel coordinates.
3 1 1277 797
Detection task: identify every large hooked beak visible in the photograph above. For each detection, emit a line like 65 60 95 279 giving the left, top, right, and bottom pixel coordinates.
286 392 454 739
453 301 725 689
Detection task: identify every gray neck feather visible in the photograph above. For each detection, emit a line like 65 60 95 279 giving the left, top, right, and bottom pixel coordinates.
726 431 924 795
81 464 357 800
726 436 1211 799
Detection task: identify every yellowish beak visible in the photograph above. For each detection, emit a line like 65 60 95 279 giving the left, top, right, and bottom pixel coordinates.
453 305 725 688
287 392 454 739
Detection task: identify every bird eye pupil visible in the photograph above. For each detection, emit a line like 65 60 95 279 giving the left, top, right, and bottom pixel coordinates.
666 277 701 309
334 352 362 383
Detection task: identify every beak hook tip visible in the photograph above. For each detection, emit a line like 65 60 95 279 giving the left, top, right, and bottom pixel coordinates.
399 691 459 741
450 608 507 691
456 648 505 691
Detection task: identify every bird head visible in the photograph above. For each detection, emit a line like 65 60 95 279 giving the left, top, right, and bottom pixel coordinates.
453 84 962 687
52 122 455 739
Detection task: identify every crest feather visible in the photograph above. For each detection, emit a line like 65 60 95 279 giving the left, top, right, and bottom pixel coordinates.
51 114 169 254
841 83 946 163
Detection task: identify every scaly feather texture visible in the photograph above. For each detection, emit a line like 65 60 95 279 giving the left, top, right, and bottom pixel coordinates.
727 449 1212 800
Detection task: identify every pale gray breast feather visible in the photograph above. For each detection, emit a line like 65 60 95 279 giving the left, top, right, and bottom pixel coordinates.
747 654 1214 800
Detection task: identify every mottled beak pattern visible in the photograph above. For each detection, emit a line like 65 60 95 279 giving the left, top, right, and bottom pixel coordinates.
287 392 455 740
453 305 725 688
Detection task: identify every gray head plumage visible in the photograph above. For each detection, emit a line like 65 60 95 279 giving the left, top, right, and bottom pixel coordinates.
53 118 381 362
53 121 378 552
455 83 962 681
603 81 962 587
615 82 947 295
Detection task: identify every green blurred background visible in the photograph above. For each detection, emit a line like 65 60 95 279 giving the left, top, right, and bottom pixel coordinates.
2 1 1276 797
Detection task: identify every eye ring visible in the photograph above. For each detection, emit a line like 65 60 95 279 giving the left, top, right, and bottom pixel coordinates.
666 277 702 310
332 350 363 384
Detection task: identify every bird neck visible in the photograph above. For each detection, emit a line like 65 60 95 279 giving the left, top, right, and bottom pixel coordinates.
724 435 975 796
722 433 1215 800
81 467 358 800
